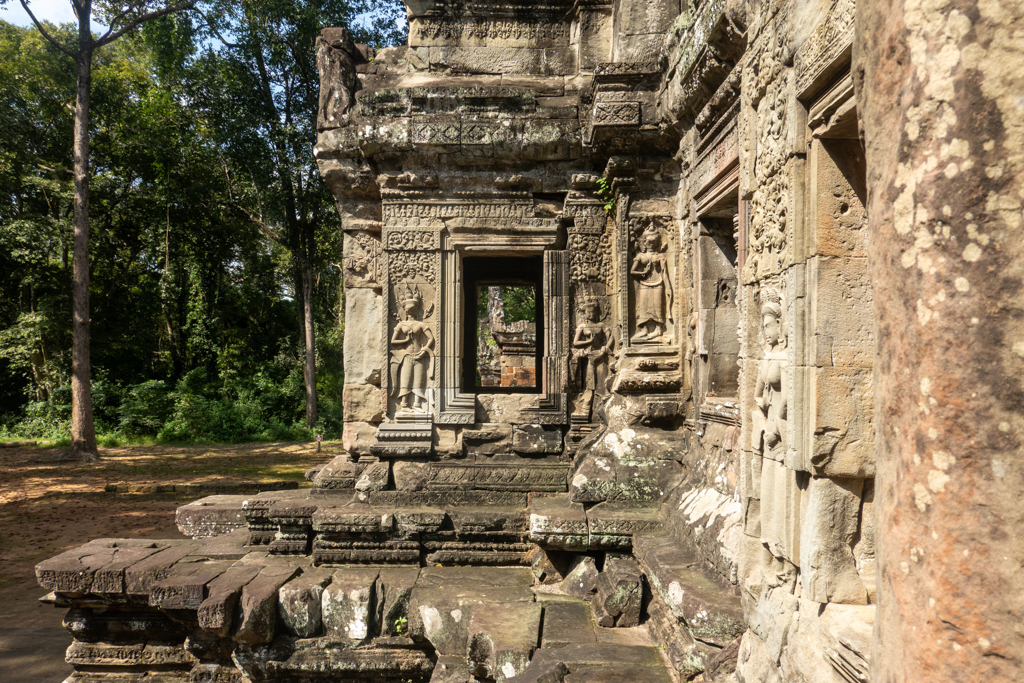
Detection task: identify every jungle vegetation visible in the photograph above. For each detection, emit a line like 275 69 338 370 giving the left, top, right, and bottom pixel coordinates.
0 1 405 447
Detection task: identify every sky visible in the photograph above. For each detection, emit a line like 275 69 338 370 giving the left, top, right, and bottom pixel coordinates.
1 0 81 27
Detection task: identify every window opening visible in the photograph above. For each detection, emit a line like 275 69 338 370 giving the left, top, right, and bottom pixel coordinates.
462 256 544 393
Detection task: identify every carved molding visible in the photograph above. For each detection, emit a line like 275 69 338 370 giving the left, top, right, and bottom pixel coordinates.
794 0 855 98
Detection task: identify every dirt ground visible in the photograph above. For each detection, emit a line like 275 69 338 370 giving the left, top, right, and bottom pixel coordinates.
0 441 333 683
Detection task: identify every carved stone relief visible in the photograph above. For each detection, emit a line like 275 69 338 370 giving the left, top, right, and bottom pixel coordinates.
745 171 789 281
754 71 794 185
388 282 436 415
742 4 789 109
629 220 675 344
794 0 855 96
343 231 381 289
315 29 358 132
570 298 615 421
753 287 788 462
388 250 438 287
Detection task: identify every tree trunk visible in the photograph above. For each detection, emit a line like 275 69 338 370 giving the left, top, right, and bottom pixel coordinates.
68 14 98 460
250 25 318 429
302 260 317 429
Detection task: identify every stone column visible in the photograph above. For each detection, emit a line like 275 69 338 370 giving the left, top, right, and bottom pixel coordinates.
856 0 1024 679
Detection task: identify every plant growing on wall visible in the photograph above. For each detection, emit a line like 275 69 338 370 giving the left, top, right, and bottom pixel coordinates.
596 176 616 215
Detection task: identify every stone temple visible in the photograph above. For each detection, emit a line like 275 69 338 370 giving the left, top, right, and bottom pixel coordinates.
35 0 1024 681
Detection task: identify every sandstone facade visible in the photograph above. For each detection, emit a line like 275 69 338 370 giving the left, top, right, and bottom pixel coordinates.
34 1 1024 682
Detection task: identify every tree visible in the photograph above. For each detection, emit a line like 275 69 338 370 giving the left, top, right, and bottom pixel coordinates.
1 0 198 459
192 0 405 430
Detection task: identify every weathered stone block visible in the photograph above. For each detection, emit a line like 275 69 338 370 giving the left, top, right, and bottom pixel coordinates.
355 459 390 492
343 420 378 457
799 476 868 605
634 534 745 646
322 567 380 641
312 455 366 490
410 567 535 655
596 554 642 627
377 566 422 636
810 256 873 368
559 556 599 599
393 460 430 491
343 384 383 422
530 495 588 549
809 366 875 478
198 564 261 636
430 654 472 683
235 563 303 645
463 423 513 455
513 424 563 454
527 546 569 585
278 568 333 637
541 599 597 648
343 288 382 385
176 496 248 539
466 601 542 681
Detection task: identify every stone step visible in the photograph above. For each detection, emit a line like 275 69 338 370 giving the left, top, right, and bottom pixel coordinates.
633 533 744 647
540 599 597 648
516 644 675 683
528 494 662 550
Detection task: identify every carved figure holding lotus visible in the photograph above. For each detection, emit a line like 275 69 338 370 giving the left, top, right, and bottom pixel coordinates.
631 226 674 343
390 284 435 413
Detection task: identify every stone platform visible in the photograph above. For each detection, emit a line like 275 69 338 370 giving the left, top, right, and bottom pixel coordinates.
36 533 681 682
36 479 743 683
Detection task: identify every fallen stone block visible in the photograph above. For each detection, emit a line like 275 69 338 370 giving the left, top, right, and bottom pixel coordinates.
592 594 615 627
559 556 599 599
510 657 570 683
467 600 543 682
528 546 570 584
595 554 642 627
431 654 472 682
634 533 744 646
564 664 675 683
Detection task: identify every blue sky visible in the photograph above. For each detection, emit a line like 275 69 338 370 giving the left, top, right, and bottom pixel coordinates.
2 0 81 27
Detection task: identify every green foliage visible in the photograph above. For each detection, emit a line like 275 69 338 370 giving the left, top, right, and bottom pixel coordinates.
475 285 537 324
0 2 408 444
596 176 616 214
394 616 408 636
